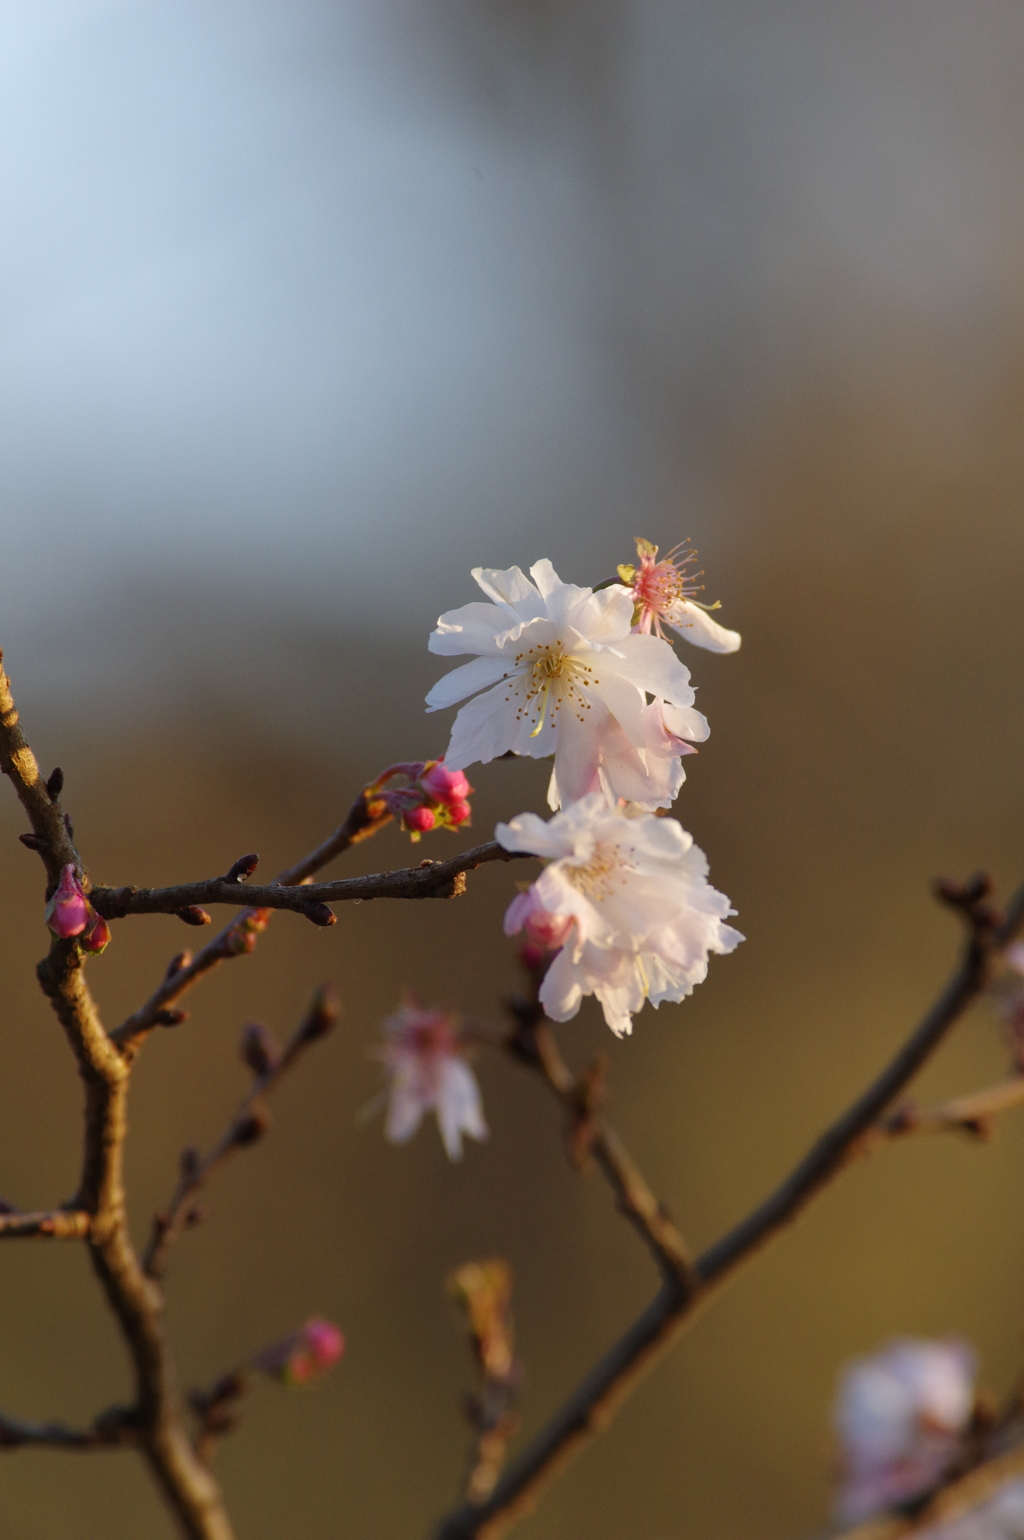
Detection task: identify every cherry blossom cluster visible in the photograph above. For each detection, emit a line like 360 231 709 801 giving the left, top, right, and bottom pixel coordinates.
364 759 473 840
832 1338 977 1523
375 540 744 1156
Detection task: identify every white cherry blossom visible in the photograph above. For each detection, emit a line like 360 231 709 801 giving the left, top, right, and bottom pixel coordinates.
621 538 741 653
426 560 707 810
497 793 742 1037
834 1338 977 1524
376 1002 487 1161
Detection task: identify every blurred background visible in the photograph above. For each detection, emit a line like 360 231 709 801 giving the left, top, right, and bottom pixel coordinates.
1 2 1024 1536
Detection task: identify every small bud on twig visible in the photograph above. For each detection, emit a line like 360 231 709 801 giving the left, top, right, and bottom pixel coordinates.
165 950 193 981
300 901 336 928
298 984 340 1043
18 832 44 851
154 1008 188 1029
180 1147 202 1182
232 1107 271 1147
63 812 74 840
224 853 260 884
240 1021 280 1078
176 907 212 927
46 767 64 800
185 1204 207 1229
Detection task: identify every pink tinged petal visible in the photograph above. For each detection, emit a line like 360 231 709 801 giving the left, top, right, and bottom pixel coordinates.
665 599 742 653
430 602 527 657
45 865 90 938
591 711 686 810
503 889 536 936
471 565 547 622
425 655 516 712
538 947 586 1022
602 632 696 707
436 1058 487 1160
496 811 574 860
548 696 614 807
660 701 710 743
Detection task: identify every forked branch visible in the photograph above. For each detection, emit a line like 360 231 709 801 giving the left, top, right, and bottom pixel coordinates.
432 875 1024 1539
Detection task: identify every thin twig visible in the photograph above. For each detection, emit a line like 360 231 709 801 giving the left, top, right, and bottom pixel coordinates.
0 1407 138 1450
509 1007 696 1291
0 1209 90 1239
878 1076 1024 1140
143 990 338 1279
92 842 529 921
432 877 1024 1539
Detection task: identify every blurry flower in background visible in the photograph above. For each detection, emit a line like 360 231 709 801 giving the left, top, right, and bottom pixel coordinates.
833 1338 977 1523
619 538 742 653
498 793 742 1037
426 560 706 809
250 1317 345 1387
376 1000 487 1160
995 943 1024 1071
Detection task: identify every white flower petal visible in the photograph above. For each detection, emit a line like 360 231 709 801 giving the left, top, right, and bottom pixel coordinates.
604 632 696 707
425 655 516 712
436 1058 488 1160
443 681 533 769
496 811 572 860
430 602 527 657
385 1063 427 1145
538 946 586 1022
665 599 742 653
471 565 546 621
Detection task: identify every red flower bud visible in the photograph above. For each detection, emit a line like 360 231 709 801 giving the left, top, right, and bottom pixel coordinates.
404 806 435 834
446 797 472 826
419 762 471 805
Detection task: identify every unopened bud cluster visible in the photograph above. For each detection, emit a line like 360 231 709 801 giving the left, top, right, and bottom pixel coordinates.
44 864 111 954
364 760 472 841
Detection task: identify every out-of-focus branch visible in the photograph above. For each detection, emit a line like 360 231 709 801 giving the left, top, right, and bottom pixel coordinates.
505 998 696 1291
92 841 529 922
432 873 1024 1540
0 1208 90 1239
143 988 339 1280
0 1406 138 1450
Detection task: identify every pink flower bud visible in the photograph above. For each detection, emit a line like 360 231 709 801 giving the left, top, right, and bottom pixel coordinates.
404 806 435 834
446 797 472 827
503 887 574 950
80 908 111 954
45 865 90 938
253 1317 345 1386
419 762 471 805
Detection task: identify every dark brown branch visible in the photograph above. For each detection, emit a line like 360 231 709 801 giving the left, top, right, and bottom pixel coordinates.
111 792 481 1052
0 1406 138 1450
432 876 1024 1539
0 1208 90 1239
92 842 529 921
143 988 338 1279
0 652 82 884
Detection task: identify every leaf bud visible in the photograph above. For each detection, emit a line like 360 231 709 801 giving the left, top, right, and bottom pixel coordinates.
176 906 212 927
225 853 260 884
299 984 340 1042
240 1020 280 1077
46 767 64 800
300 901 336 928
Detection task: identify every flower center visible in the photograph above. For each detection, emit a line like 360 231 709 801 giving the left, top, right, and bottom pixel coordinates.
633 542 702 612
565 846 620 901
501 643 601 735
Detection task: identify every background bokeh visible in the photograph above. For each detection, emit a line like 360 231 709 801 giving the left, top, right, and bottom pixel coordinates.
2 3 1024 1537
